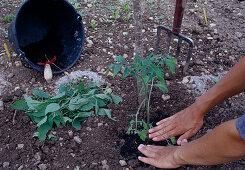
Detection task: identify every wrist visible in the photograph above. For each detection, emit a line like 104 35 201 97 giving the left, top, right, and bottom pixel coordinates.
173 146 186 167
192 96 210 116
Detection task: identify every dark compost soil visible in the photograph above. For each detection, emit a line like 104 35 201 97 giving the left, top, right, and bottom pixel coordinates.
0 0 245 169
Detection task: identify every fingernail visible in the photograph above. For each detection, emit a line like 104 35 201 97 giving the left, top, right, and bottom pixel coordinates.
153 137 158 141
148 134 152 138
138 144 144 149
138 156 142 159
156 122 160 125
182 139 188 143
177 140 181 145
149 129 153 133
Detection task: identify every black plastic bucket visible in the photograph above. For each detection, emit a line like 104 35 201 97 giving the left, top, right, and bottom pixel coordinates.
8 0 85 74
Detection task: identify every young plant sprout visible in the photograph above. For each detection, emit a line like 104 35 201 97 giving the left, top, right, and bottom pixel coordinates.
112 10 120 21
91 20 98 29
106 53 177 141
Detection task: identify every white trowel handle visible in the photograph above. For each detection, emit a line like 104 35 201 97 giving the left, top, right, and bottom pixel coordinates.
44 64 53 82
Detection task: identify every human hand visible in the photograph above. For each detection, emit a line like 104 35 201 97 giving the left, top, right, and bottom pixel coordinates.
149 104 204 145
138 144 182 169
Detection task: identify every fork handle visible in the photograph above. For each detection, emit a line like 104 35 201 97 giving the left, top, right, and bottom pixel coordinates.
172 0 187 34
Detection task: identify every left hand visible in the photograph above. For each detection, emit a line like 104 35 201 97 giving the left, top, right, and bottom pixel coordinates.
138 144 183 169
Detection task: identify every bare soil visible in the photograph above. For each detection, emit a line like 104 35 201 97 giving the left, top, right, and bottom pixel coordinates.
0 0 245 169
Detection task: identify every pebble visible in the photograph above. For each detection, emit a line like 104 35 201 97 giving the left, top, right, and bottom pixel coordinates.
207 37 214 40
7 73 14 79
70 153 75 157
18 165 24 170
149 17 153 20
195 59 204 65
214 29 218 34
15 61 22 67
189 9 195 13
102 49 107 53
3 162 10 168
161 94 170 101
74 136 82 144
152 29 157 33
98 123 103 127
87 3 92 8
0 100 4 110
17 144 24 149
235 32 243 38
34 152 42 161
182 76 189 84
68 130 73 137
123 32 128 36
119 160 127 167
86 127 92 131
123 54 128 59
38 163 47 170
142 29 145 33
209 23 216 27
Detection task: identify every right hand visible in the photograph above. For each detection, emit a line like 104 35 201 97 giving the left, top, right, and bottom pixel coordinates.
149 103 205 145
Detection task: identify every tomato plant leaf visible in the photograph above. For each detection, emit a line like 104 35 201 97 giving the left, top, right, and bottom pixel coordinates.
37 116 47 127
113 64 122 77
11 99 28 111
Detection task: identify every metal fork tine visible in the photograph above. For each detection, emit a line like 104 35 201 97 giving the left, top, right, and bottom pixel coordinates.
165 31 172 55
154 26 162 55
175 37 182 58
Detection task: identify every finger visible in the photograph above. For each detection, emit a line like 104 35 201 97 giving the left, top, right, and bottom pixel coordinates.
177 130 196 145
138 156 158 167
156 115 175 125
145 145 165 152
152 129 177 142
149 120 172 133
138 144 157 158
149 123 176 139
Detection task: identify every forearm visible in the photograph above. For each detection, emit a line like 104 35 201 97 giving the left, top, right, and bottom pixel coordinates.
174 119 245 165
194 56 245 116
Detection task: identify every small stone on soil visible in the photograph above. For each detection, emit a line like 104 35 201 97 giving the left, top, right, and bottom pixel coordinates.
3 162 10 168
162 94 170 101
182 76 189 84
17 144 24 149
119 160 127 167
0 100 3 110
38 163 47 170
74 136 82 144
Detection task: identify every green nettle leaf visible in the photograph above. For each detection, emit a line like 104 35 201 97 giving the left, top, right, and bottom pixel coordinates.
77 112 93 118
69 96 88 111
123 64 132 78
87 82 101 88
48 134 58 141
80 102 94 111
24 95 41 110
115 56 124 63
51 92 66 99
33 132 39 138
95 94 112 101
111 93 123 105
32 88 50 99
37 116 48 127
11 100 29 111
97 108 115 120
157 82 168 93
33 102 51 117
63 117 73 124
45 103 60 115
38 122 52 141
113 64 122 77
72 119 81 130
97 99 107 107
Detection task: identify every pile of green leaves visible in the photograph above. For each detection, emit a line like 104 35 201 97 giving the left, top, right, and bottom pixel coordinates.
106 53 177 141
11 80 122 141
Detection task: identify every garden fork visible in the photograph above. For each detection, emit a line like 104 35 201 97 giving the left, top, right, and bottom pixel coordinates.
154 0 194 73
